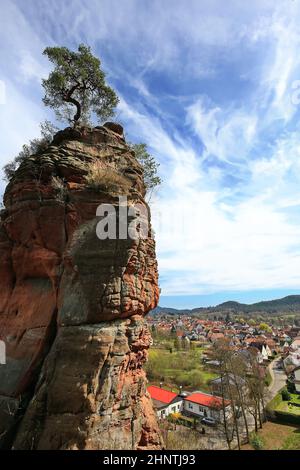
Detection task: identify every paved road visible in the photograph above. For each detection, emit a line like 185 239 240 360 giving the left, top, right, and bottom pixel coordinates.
267 357 287 401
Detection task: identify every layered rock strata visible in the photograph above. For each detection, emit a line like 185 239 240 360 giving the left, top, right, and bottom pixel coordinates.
0 123 162 449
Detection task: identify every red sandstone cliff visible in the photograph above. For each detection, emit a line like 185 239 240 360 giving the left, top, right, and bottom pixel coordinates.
0 124 163 449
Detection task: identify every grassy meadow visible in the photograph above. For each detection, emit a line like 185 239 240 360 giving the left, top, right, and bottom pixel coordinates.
146 337 217 392
242 422 300 450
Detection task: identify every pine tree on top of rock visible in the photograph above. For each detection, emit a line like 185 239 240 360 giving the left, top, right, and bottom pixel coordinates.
42 44 119 126
2 44 162 193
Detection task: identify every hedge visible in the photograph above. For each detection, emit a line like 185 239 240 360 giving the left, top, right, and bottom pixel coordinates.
167 414 196 428
266 388 300 424
268 410 300 425
266 392 282 417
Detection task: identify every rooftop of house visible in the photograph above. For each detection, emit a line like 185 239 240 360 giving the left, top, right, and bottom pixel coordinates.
147 385 178 405
184 391 230 408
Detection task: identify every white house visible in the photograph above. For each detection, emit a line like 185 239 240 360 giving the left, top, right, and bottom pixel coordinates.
292 367 300 393
148 385 183 419
291 338 300 351
183 392 230 422
284 353 300 374
0 340 5 364
262 344 272 360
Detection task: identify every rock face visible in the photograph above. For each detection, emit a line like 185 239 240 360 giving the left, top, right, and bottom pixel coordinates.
0 125 162 449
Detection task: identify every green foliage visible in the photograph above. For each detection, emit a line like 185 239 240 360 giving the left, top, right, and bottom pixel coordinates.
146 347 216 391
3 120 58 181
264 369 272 387
249 432 265 450
267 393 282 417
272 410 300 425
169 412 182 421
225 312 232 323
267 389 300 424
42 44 119 125
176 369 204 388
167 414 194 429
259 322 272 332
287 380 296 393
281 431 300 450
129 143 162 194
281 388 291 401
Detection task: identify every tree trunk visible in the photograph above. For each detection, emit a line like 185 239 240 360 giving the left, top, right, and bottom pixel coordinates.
232 407 241 450
260 391 267 423
229 359 250 443
66 95 81 122
64 83 82 123
225 373 241 450
258 401 262 429
220 371 232 450
254 408 258 432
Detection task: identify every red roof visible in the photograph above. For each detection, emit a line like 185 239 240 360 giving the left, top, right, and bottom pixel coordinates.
148 386 177 404
185 392 229 408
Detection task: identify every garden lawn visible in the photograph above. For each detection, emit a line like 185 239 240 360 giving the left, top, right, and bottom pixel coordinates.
242 422 300 450
146 347 217 391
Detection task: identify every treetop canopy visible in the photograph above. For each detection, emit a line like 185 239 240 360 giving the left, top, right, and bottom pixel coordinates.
42 44 119 125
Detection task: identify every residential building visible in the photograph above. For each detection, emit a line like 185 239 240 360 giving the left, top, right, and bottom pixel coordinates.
294 367 300 393
183 391 230 422
147 385 183 419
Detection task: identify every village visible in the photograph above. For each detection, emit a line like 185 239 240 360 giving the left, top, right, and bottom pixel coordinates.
146 313 300 450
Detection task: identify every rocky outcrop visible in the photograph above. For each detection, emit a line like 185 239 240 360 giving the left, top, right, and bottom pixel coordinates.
0 124 162 449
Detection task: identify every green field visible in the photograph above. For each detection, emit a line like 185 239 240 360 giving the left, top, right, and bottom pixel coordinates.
281 427 300 449
146 346 217 392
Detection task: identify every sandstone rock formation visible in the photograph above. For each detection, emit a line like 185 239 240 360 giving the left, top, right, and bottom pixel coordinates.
0 124 162 449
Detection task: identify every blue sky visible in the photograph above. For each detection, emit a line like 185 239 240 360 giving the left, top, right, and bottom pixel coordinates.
1 0 300 308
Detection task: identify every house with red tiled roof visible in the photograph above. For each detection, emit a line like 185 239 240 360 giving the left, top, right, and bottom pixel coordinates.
176 330 185 338
208 332 225 343
183 391 231 422
147 385 183 419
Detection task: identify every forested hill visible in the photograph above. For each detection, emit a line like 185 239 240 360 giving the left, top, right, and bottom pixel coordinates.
152 295 300 316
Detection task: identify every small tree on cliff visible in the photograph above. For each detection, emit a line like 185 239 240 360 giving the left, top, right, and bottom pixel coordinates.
129 143 162 196
3 121 58 181
42 44 119 125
